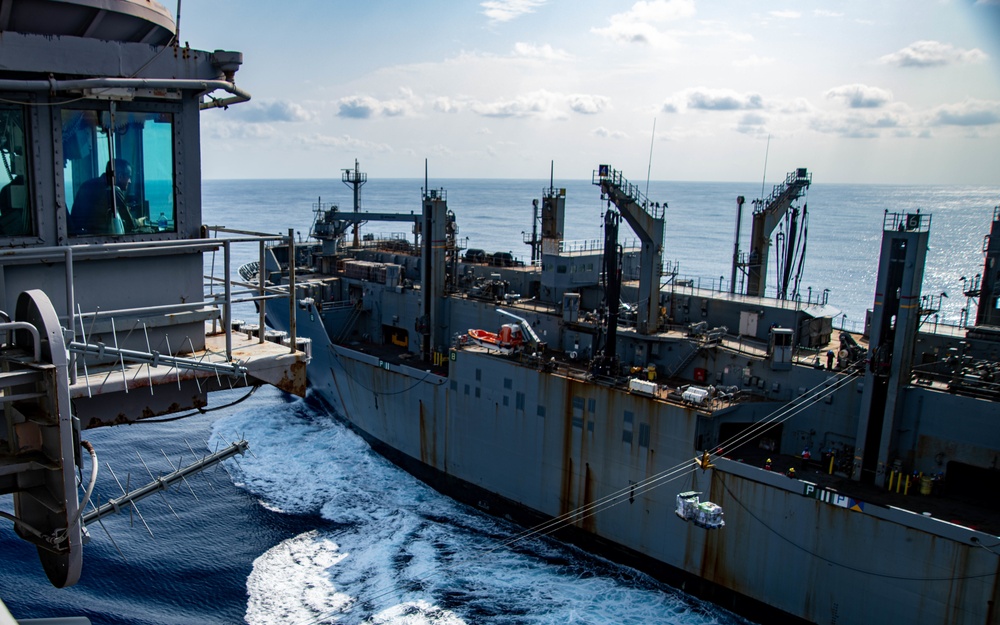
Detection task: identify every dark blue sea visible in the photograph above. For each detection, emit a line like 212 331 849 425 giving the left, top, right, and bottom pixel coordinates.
2 176 998 624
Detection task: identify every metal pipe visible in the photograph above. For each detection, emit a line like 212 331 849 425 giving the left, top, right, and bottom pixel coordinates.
75 300 213 320
0 321 41 362
258 240 266 344
0 77 250 110
224 239 232 362
288 228 296 354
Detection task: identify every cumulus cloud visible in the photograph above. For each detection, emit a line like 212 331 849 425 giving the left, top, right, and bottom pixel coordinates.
930 100 1000 126
880 40 988 68
229 100 312 123
433 97 463 114
592 0 695 46
769 10 801 18
481 0 546 22
203 121 282 141
336 90 420 119
736 112 768 136
299 134 393 152
568 94 611 114
470 90 565 119
336 96 381 119
512 42 572 61
825 84 893 108
810 114 881 138
665 87 764 112
592 126 627 139
778 97 814 114
814 9 843 17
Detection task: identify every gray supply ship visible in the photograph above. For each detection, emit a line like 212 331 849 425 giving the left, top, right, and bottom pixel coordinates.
0 0 308 616
250 162 1000 625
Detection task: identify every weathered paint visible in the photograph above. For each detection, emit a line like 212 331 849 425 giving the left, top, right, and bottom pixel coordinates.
300 342 999 625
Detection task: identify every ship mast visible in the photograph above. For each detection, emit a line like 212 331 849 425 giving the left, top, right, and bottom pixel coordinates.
342 159 367 248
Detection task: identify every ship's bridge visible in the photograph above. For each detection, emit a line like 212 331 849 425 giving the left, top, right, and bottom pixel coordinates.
0 0 306 589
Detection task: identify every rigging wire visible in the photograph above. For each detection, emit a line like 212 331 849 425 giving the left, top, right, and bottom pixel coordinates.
486 361 866 550
718 475 998 580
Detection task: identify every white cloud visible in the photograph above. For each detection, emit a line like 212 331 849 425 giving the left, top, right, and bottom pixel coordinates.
769 10 801 18
336 89 421 119
778 98 815 114
511 42 572 61
592 0 695 46
814 9 843 17
299 134 393 152
809 113 881 138
481 0 546 23
336 95 381 119
736 112 769 136
880 40 988 68
433 97 463 114
470 90 566 119
229 100 312 123
592 126 627 139
825 84 893 108
568 94 611 114
665 87 764 112
930 100 1000 126
203 120 282 141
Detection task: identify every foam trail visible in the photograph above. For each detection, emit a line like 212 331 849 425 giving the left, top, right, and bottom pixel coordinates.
211 390 750 624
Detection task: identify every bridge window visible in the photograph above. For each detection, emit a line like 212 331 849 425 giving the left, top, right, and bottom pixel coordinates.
0 106 33 237
62 107 175 236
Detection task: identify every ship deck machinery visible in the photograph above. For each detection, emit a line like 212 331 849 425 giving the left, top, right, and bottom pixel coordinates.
0 0 308 590
254 166 1000 625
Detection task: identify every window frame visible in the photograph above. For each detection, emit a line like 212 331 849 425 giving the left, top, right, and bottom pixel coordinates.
57 99 182 241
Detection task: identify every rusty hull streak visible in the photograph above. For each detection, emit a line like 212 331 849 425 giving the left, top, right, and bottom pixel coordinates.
419 399 437 467
559 377 576 518
582 462 595 534
273 358 308 396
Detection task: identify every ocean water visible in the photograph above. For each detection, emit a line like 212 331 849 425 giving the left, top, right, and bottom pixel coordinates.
2 176 998 624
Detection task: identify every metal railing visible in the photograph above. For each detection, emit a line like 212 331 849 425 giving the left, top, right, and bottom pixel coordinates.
0 232 297 385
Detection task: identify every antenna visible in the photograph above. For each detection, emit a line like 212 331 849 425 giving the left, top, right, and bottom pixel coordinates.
645 117 656 198
83 439 252 552
174 0 182 43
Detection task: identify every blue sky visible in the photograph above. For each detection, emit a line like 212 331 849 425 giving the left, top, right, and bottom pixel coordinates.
181 1 1000 184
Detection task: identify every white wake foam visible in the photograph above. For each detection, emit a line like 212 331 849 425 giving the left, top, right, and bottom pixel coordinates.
211 390 747 624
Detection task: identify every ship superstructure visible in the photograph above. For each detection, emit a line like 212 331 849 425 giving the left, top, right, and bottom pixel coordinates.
252 166 1000 623
0 0 307 592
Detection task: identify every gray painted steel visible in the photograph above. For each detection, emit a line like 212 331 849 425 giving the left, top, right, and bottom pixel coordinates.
259 191 1000 624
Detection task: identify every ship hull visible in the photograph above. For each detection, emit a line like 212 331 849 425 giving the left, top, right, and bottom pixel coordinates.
275 303 1000 625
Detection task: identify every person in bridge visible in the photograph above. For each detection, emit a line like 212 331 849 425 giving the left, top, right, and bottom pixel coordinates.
70 158 137 235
